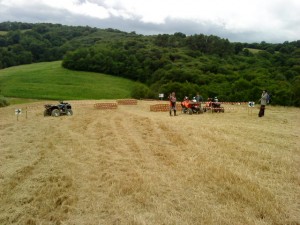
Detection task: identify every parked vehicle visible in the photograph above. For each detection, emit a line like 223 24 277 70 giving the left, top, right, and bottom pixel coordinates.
203 98 225 113
44 101 73 117
181 97 203 115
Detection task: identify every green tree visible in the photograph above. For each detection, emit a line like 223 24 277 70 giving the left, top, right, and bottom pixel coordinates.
131 82 155 99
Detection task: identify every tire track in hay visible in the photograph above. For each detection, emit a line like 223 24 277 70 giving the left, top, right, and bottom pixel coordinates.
0 154 77 225
0 115 77 225
101 111 223 224
110 111 187 170
177 116 299 224
63 109 204 224
57 110 145 224
1 102 299 225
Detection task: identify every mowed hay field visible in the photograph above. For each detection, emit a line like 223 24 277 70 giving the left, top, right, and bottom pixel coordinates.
0 100 299 225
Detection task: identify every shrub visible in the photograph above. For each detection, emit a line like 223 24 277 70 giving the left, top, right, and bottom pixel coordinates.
131 82 155 99
0 96 10 107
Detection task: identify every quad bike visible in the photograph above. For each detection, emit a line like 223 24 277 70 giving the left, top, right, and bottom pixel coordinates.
44 101 73 117
203 99 224 113
181 100 203 115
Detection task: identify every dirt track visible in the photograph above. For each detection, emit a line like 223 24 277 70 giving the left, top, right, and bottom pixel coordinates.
0 101 299 225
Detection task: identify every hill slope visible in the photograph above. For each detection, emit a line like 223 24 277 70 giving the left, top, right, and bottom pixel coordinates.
0 61 135 100
0 22 299 106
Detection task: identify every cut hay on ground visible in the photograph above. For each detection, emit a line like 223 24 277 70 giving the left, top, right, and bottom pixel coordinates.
0 100 299 225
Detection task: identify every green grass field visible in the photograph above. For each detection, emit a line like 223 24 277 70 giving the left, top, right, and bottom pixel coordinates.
243 48 263 53
0 61 136 100
0 31 8 35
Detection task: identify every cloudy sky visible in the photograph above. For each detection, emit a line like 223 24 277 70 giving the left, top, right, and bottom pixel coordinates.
0 0 299 43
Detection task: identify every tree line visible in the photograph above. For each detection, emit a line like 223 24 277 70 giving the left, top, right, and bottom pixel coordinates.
0 22 299 106
0 22 98 68
62 34 300 106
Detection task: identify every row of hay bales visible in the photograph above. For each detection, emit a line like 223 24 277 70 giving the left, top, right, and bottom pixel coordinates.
149 102 249 112
94 99 138 109
150 104 182 112
94 100 179 112
26 99 247 112
93 101 247 112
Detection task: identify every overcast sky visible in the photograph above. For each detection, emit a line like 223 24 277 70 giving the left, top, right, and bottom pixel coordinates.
0 0 299 43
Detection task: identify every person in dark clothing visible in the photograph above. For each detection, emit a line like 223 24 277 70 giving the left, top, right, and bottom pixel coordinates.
195 93 203 103
258 90 268 117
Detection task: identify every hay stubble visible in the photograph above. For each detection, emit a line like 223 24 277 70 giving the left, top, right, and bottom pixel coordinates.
0 101 299 224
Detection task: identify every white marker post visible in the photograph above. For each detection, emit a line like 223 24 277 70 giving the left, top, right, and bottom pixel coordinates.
248 101 255 115
159 93 164 101
15 109 22 121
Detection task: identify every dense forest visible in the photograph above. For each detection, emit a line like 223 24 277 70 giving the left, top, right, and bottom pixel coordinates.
0 21 299 106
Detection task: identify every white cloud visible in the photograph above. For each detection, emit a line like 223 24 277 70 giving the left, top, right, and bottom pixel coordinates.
0 0 299 42
37 0 110 19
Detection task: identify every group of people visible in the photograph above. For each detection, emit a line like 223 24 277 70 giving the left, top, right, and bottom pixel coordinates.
168 92 203 116
168 90 270 117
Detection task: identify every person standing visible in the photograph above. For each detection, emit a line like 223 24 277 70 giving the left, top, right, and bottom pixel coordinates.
258 90 268 117
169 92 177 116
195 92 203 103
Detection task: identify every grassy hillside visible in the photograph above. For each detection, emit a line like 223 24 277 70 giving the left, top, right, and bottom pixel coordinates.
243 48 263 53
0 61 135 100
0 31 8 35
1 22 299 106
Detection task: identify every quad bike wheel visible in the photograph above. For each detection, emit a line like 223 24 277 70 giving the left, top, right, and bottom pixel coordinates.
66 109 73 116
51 109 60 117
188 108 193 115
44 110 49 117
